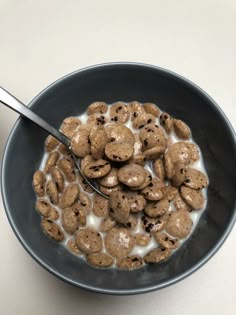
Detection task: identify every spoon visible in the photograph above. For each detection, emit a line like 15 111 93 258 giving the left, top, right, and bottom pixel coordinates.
0 86 108 199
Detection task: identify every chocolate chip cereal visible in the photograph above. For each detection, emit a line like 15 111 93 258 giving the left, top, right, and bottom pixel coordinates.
33 101 208 269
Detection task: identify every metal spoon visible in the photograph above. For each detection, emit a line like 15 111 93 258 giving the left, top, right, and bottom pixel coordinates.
0 86 108 199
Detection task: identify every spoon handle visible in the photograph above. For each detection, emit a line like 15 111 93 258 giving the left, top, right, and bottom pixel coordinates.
0 86 70 148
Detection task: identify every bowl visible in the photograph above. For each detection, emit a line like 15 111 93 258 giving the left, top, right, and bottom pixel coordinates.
2 63 236 295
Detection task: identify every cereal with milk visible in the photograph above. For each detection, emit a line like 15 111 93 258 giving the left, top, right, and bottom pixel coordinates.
33 101 208 269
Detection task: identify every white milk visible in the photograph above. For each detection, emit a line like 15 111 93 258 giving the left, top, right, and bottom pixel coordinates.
38 101 208 264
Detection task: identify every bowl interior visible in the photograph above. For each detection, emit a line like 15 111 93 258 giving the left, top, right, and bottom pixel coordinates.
2 63 236 294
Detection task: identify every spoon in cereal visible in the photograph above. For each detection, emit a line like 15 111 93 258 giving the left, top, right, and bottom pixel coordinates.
0 86 109 198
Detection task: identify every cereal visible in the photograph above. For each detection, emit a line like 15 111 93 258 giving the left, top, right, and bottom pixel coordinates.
33 170 45 197
109 191 130 224
87 101 108 115
87 253 114 267
173 119 191 140
105 227 135 259
144 247 171 263
180 186 205 210
93 193 109 217
44 151 59 174
165 210 193 239
41 219 64 242
50 167 65 193
76 228 102 254
110 102 130 123
60 183 79 209
117 255 143 269
83 158 111 178
60 117 81 139
34 100 208 270
62 207 79 234
118 164 146 188
160 112 173 134
143 103 160 117
46 180 59 205
45 135 59 152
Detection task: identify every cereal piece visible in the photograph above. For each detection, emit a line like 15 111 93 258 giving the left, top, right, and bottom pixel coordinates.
163 151 174 179
33 170 45 196
99 216 116 232
153 159 165 181
134 233 151 246
184 168 208 190
71 127 91 158
118 164 146 188
105 142 134 162
71 203 87 226
44 151 59 174
60 184 79 209
78 191 92 215
83 158 111 178
144 199 169 217
174 193 192 212
117 255 143 269
89 126 108 159
46 180 59 205
154 232 179 249
129 154 146 166
87 253 114 267
87 113 108 126
80 155 93 172
93 193 109 217
60 117 81 139
166 210 193 238
123 214 138 230
143 145 166 160
58 157 76 182
141 213 169 234
162 185 178 201
58 143 70 155
131 169 152 190
87 101 108 115
124 191 146 213
45 135 59 152
160 112 173 134
141 178 165 201
106 124 135 145
173 119 191 140
144 247 171 264
110 102 130 123
133 134 142 155
51 167 64 193
132 113 156 129
35 199 58 220
105 227 135 259
78 174 94 194
76 228 102 254
139 123 166 149
62 207 79 234
98 168 119 188
41 219 64 242
109 191 130 224
171 163 187 187
129 101 145 121
143 103 160 117
66 239 81 255
99 184 123 196
180 186 205 210
168 142 199 166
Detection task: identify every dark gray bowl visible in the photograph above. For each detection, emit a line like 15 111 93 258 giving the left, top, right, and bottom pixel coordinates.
2 63 236 295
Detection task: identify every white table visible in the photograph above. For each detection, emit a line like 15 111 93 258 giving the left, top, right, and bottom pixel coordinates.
0 1 235 314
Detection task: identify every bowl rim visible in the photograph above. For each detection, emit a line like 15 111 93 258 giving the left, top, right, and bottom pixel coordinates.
1 62 236 295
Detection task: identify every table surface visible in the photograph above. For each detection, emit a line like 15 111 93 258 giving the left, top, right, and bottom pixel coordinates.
0 1 236 314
